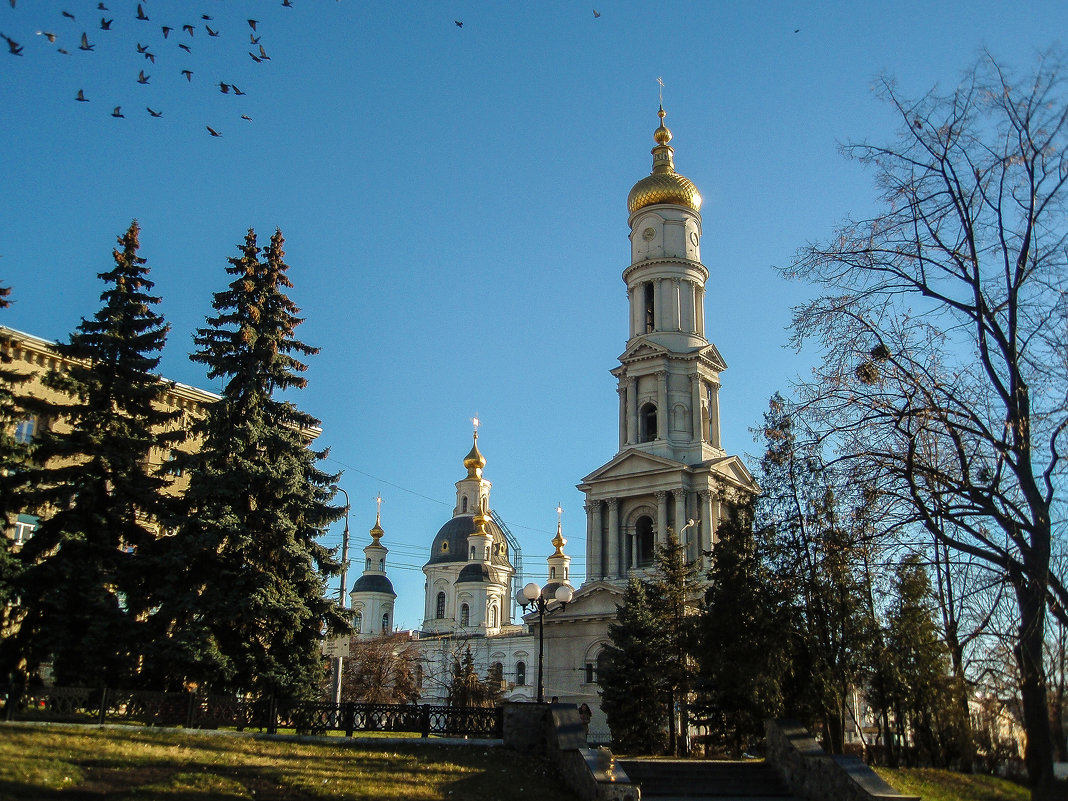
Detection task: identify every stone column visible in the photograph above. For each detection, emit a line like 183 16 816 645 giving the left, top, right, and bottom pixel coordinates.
626 377 638 445
627 286 638 340
682 280 695 333
709 383 721 448
607 498 620 578
699 490 713 571
690 375 702 446
671 278 682 331
656 491 669 548
673 488 687 553
696 284 706 338
585 501 599 581
656 371 668 441
617 385 627 450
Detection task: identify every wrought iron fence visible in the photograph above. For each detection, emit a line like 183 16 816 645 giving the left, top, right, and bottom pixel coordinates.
0 685 503 739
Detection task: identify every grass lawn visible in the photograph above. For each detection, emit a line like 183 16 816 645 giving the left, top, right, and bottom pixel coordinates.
0 723 581 801
877 766 1031 801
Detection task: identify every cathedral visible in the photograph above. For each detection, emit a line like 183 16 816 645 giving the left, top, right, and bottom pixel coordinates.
348 105 758 741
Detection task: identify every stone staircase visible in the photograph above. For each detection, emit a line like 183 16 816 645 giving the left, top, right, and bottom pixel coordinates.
617 759 803 801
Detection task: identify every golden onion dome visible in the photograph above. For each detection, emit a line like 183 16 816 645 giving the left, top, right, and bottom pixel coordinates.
551 522 567 556
627 105 702 215
369 515 384 545
463 432 486 478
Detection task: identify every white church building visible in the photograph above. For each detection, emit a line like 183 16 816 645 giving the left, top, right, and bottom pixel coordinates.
348 106 758 742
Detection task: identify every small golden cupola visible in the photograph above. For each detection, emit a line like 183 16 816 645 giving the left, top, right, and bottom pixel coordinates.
627 105 702 215
463 430 487 479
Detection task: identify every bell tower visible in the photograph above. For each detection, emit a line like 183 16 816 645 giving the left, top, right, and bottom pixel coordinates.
579 105 757 583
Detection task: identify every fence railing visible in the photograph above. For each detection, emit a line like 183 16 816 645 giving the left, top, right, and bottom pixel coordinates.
0 685 503 739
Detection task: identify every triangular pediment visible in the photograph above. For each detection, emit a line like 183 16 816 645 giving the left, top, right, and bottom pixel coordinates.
580 448 688 486
699 454 759 492
617 339 670 363
536 581 625 625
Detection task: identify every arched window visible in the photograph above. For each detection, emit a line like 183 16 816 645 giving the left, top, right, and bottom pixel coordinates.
635 515 655 567
462 496 468 512
436 592 446 619
516 661 526 686
490 605 498 628
640 403 657 442
550 567 556 579
471 546 476 560
366 557 371 569
354 612 362 633
460 603 470 627
382 612 390 633
643 282 655 332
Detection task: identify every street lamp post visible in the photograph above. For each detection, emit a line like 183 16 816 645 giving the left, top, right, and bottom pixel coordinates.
331 486 351 708
515 581 574 703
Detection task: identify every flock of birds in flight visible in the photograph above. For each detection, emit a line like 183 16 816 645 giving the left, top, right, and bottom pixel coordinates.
2 4 622 137
0 0 303 136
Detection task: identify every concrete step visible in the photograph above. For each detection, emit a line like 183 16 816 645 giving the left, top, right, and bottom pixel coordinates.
617 759 800 799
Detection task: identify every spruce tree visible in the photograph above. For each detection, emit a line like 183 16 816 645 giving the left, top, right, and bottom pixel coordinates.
695 500 792 756
8 224 177 686
598 577 669 753
0 285 35 663
149 228 345 698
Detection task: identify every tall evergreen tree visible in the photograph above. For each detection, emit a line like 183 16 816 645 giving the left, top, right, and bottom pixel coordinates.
7 224 177 686
598 577 669 753
446 646 503 708
0 285 35 660
756 394 874 753
695 500 793 756
149 228 345 698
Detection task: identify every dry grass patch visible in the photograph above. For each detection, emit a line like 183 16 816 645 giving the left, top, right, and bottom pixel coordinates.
0 723 580 801
876 766 1031 801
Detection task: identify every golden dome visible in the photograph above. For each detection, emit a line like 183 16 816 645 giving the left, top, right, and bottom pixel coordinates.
627 106 702 215
551 522 567 556
369 516 384 545
463 432 486 478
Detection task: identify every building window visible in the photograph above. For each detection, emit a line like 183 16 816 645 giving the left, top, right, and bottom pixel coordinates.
516 661 526 686
644 282 655 332
460 603 470 627
13 417 36 444
436 592 446 619
382 612 390 633
12 513 38 545
640 403 657 442
163 450 183 476
366 557 371 570
635 516 655 567
354 612 362 633
585 662 595 684
462 496 468 512
490 605 498 628
550 567 556 579
470 546 476 559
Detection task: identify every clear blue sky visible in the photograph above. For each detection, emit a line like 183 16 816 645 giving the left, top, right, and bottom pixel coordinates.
1 0 1063 629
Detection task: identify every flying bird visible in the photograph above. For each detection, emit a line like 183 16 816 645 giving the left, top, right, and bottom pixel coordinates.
36 31 57 42
62 11 75 20
248 19 258 30
593 9 600 17
136 42 148 52
75 88 88 101
161 26 172 38
206 125 221 137
2 33 23 55
111 106 124 118
258 44 269 60
205 25 218 37
250 33 260 44
219 81 230 93
454 20 463 27
100 18 112 30
282 0 292 7
248 51 260 62
178 43 191 52
79 32 94 51
181 69 192 81
97 2 108 9
182 24 194 35
57 47 69 54
143 51 154 62
794 27 800 33
137 70 149 84
135 4 148 21
147 107 162 117
241 114 252 121
201 14 213 21
231 84 245 95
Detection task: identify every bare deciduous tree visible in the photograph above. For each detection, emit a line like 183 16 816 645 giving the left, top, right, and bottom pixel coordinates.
784 52 1068 799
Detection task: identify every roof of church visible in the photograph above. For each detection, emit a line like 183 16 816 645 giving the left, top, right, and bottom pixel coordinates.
351 574 396 596
456 562 493 584
426 514 511 567
627 105 702 215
